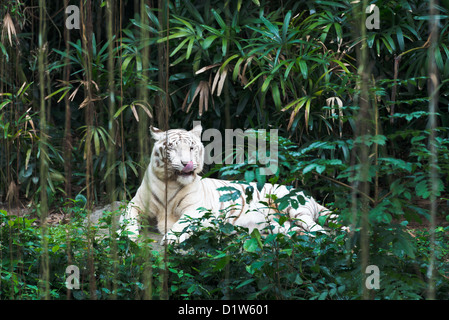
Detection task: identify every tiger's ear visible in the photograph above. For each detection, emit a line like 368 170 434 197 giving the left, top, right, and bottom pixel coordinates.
190 124 202 139
150 126 164 141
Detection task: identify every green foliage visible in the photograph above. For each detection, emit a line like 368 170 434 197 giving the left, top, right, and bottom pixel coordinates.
1 195 448 300
163 208 449 300
0 204 163 300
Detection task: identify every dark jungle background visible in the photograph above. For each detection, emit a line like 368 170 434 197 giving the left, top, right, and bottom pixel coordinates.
0 0 448 300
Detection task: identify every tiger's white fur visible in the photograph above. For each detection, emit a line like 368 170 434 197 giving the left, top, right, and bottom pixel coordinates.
120 124 331 243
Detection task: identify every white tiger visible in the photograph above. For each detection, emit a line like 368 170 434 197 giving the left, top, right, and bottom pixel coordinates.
120 124 331 243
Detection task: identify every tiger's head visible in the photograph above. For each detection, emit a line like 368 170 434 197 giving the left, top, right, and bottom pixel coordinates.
150 124 204 185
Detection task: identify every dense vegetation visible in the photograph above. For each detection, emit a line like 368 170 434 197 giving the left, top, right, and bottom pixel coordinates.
0 0 448 299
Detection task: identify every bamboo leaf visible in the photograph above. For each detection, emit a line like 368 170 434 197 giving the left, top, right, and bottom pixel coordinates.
186 38 195 59
202 35 218 50
216 69 227 96
134 102 153 119
173 16 195 32
232 57 245 81
434 47 444 71
381 35 395 53
334 22 342 42
113 104 129 119
237 0 243 11
96 127 111 149
396 26 405 51
170 37 190 57
122 55 134 73
221 54 239 72
282 96 307 112
298 59 308 79
305 98 312 128
157 31 191 43
222 37 228 57
282 11 292 41
196 63 220 75
170 53 187 66
271 82 281 109
259 12 280 41
25 148 32 170
126 160 139 177
331 59 350 73
261 75 273 93
130 104 139 122
243 71 267 89
93 130 101 156
211 9 227 30
187 83 202 112
0 99 12 110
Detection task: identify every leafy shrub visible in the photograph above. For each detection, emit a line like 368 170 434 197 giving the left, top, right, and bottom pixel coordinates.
165 206 448 300
0 204 164 300
1 198 448 300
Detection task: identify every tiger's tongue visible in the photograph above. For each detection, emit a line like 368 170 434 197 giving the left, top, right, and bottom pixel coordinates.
182 161 194 173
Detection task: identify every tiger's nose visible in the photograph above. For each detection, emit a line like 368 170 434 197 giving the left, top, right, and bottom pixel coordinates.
181 160 194 172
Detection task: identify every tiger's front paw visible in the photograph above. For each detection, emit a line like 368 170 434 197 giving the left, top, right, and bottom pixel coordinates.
160 232 176 245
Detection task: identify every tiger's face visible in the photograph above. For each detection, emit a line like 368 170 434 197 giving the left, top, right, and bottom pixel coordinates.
150 125 204 185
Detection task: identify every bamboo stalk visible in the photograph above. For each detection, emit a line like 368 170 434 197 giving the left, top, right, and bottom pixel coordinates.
106 0 118 299
353 0 373 300
80 0 97 300
118 0 126 199
162 0 170 301
157 0 170 130
63 0 72 200
139 0 153 300
426 0 439 300
138 0 150 177
38 0 50 300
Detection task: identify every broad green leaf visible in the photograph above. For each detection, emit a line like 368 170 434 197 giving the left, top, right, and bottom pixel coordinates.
244 170 255 182
217 186 241 202
244 238 259 252
255 169 266 191
251 228 263 248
